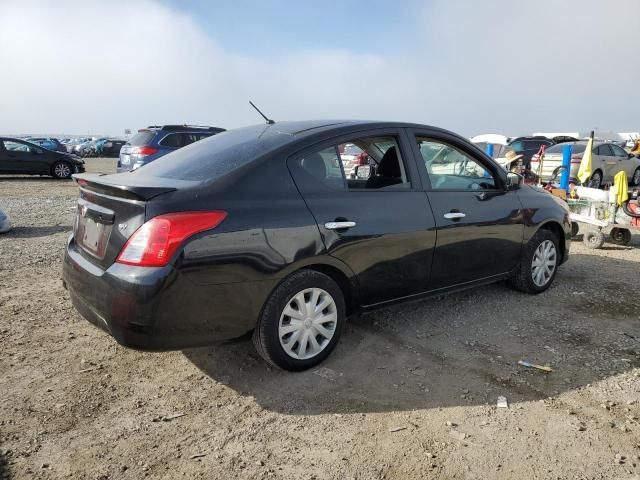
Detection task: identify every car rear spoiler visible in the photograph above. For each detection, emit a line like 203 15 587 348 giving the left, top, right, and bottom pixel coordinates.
72 173 177 201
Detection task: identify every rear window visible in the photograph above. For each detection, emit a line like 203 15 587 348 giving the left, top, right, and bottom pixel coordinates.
128 131 155 146
546 143 586 154
132 125 294 181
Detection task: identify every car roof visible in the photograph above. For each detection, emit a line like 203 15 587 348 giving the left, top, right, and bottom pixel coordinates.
219 119 446 140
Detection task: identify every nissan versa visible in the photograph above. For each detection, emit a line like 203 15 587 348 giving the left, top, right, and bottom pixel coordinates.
63 121 571 371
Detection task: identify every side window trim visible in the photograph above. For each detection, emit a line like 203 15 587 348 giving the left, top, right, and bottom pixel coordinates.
408 129 506 192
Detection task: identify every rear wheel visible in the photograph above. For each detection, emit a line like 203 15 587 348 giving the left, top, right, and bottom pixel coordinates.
52 161 72 179
609 227 631 246
253 270 345 371
510 229 559 294
583 229 605 249
632 168 640 187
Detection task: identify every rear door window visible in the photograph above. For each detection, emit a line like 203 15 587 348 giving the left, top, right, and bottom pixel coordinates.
291 135 411 192
159 133 184 148
597 144 613 156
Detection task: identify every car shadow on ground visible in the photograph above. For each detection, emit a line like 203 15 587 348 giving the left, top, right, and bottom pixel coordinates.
184 253 640 415
5 225 71 239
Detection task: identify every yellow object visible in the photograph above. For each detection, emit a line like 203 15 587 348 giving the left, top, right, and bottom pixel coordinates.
577 135 593 184
550 188 567 200
613 171 629 207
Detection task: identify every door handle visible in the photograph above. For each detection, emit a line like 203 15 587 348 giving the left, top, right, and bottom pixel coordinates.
325 221 356 230
443 212 466 220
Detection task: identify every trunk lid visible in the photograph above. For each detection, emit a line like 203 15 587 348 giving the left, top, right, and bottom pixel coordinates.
71 173 185 269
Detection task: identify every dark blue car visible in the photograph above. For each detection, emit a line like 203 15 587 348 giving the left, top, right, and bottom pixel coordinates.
117 125 225 173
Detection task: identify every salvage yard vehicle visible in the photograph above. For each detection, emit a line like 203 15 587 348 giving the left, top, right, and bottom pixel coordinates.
532 141 640 187
0 137 85 179
63 120 571 371
117 124 225 173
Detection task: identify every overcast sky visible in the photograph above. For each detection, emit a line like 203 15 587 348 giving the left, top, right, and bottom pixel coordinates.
1 0 638 137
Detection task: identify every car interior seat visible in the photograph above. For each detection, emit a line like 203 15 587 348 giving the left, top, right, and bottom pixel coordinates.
365 146 403 189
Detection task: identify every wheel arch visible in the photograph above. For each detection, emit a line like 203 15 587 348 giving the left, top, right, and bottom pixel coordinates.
274 257 359 316
537 220 566 262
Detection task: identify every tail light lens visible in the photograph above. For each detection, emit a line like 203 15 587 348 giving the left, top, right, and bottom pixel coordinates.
131 146 159 156
116 211 227 267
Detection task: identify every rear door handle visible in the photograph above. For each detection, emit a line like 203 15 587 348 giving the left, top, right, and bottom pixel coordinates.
443 212 466 219
325 221 356 230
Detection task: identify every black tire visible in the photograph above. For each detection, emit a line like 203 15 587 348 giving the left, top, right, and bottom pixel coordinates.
253 270 345 371
609 227 631 246
571 222 579 238
510 229 560 294
631 168 640 187
587 170 602 189
51 161 72 179
583 229 605 249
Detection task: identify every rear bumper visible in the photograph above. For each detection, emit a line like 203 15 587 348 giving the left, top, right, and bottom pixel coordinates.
62 235 274 350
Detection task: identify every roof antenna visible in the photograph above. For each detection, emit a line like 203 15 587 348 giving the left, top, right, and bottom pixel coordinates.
249 101 275 125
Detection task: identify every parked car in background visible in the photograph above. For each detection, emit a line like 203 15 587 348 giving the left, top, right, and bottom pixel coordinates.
508 136 555 167
65 138 91 153
117 125 225 173
98 139 126 157
64 120 570 371
531 141 640 187
0 137 85 178
27 137 67 153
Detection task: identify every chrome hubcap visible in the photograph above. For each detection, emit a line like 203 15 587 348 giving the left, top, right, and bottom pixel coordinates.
55 163 71 177
278 288 337 360
531 240 557 287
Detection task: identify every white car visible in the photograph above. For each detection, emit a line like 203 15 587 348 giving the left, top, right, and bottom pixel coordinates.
532 141 640 187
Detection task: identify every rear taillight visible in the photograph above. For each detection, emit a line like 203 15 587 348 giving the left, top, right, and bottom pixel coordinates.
131 146 159 156
116 211 227 267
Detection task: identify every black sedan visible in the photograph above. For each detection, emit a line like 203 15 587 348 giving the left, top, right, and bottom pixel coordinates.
63 121 571 371
0 137 85 179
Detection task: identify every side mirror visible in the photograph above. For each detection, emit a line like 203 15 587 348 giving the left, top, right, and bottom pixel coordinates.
355 164 372 179
506 172 522 190
629 153 635 158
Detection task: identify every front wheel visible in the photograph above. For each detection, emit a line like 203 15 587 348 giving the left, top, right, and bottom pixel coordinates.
52 161 72 179
253 270 345 371
583 229 605 249
631 168 640 187
510 229 560 294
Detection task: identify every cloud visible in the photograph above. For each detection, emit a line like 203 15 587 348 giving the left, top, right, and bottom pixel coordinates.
0 0 638 137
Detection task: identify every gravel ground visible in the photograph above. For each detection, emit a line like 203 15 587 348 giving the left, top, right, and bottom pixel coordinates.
1 158 639 480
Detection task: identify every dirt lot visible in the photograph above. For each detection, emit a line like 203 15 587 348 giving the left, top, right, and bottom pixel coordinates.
1 158 639 480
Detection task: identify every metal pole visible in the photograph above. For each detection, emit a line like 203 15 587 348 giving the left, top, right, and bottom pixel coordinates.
485 143 494 157
560 144 572 190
